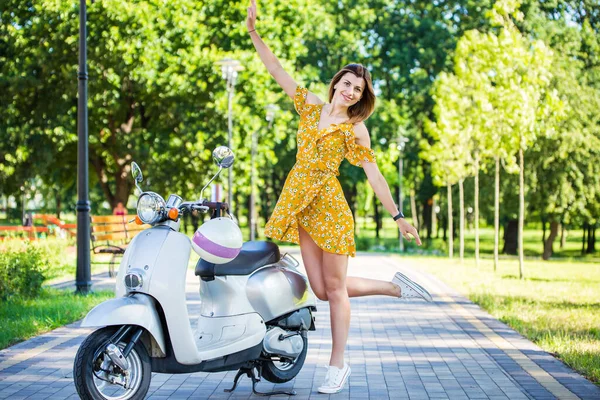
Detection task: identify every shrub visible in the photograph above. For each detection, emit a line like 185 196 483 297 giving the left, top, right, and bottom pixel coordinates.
0 242 47 299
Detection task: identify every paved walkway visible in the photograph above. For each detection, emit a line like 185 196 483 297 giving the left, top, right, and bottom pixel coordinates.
0 251 598 399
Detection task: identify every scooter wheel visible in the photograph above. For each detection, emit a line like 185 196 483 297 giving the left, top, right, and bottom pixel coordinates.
73 326 151 400
261 331 308 383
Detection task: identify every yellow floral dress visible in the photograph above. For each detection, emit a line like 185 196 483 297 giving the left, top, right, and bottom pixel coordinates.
263 86 376 257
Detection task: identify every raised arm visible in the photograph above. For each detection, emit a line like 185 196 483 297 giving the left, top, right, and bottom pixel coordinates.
246 0 321 104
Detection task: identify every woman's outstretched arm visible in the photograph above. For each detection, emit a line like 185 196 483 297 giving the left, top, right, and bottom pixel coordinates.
247 0 320 103
355 124 422 245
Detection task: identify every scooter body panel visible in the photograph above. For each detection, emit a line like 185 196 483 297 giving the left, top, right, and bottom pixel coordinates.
194 312 266 361
199 276 256 317
115 226 171 297
81 294 166 354
148 230 201 365
246 265 317 321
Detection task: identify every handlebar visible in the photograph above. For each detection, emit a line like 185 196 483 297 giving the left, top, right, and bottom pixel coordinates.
178 200 229 213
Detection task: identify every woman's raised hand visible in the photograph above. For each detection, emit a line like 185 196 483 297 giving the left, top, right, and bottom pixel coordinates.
397 219 422 246
246 0 257 32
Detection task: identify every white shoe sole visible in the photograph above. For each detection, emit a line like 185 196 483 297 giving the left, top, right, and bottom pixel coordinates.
394 272 433 302
317 366 351 394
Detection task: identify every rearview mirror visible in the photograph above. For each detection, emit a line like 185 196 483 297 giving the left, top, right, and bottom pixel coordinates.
212 146 235 169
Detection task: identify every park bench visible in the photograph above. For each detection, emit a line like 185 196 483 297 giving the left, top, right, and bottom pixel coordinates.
33 214 77 237
0 225 49 240
90 215 149 277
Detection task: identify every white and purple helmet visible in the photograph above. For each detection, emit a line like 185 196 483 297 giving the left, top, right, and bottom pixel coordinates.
191 217 243 264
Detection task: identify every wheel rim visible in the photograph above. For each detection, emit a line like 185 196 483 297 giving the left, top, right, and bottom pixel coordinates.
271 335 305 371
273 358 296 371
92 342 143 400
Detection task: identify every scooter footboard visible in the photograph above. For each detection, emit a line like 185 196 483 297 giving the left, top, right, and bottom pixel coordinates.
81 294 166 355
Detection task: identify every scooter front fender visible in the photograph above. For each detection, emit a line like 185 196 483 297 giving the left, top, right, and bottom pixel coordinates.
81 294 165 354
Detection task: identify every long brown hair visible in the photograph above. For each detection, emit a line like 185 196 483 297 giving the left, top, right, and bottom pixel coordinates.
328 63 376 123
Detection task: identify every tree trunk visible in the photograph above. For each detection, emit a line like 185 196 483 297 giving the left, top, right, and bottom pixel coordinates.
447 181 453 259
423 199 432 240
518 147 525 279
587 223 596 254
541 217 547 244
442 209 447 242
494 156 500 272
560 223 566 249
410 190 419 231
474 152 480 268
374 193 380 239
503 220 519 255
432 197 437 239
542 221 559 260
55 191 61 219
459 178 465 264
582 222 587 255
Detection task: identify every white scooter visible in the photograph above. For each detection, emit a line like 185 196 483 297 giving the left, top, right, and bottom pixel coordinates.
73 146 317 400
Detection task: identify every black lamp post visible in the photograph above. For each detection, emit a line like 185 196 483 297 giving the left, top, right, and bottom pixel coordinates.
76 0 91 294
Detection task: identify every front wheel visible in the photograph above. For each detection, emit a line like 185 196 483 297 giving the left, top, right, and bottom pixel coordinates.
261 331 308 383
73 327 151 400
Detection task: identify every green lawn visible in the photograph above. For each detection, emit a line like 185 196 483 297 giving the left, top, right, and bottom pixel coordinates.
0 288 113 350
408 256 600 384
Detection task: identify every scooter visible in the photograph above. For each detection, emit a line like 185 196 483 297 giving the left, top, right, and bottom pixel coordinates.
73 146 317 400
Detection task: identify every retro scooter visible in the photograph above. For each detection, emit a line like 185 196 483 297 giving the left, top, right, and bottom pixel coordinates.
73 146 317 400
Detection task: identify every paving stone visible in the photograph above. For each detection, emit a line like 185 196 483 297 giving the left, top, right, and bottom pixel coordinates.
0 254 598 399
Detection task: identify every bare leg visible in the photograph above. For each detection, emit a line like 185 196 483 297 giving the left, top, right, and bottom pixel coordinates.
322 251 350 369
346 276 400 298
298 224 327 300
299 224 399 299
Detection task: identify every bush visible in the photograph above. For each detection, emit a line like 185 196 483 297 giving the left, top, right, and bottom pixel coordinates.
0 242 47 299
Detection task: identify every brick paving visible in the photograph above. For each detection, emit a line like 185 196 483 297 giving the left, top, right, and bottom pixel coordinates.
0 251 598 399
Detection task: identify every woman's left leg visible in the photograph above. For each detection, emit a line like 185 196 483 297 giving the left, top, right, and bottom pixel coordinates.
322 252 351 369
346 276 400 298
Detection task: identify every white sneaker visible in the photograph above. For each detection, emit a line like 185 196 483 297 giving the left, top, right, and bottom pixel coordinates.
392 272 433 302
318 362 351 394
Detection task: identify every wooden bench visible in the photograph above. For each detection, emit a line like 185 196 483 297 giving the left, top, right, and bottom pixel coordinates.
0 225 49 240
33 214 77 237
90 215 149 277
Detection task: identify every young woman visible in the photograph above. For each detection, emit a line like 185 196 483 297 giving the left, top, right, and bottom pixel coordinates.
247 0 432 394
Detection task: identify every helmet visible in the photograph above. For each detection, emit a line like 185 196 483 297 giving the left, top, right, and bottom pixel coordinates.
191 217 243 264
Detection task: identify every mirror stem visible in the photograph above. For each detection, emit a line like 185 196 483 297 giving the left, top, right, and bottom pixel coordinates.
199 166 223 202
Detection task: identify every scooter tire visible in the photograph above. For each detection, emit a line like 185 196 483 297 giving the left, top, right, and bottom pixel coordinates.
261 331 308 384
73 326 151 400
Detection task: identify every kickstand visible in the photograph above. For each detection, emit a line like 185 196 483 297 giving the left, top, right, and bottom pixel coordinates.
224 367 296 396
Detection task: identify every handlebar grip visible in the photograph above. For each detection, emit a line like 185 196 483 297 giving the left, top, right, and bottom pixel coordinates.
202 201 229 211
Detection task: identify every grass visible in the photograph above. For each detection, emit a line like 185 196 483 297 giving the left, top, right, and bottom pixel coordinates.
0 288 114 350
408 256 600 384
353 218 599 259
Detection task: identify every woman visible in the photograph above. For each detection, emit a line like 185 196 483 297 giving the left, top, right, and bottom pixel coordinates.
247 0 432 394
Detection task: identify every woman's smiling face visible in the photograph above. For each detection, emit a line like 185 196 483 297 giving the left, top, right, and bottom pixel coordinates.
333 73 365 107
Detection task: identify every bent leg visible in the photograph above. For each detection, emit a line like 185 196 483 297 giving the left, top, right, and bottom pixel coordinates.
322 251 351 369
346 276 400 298
298 223 399 299
298 223 327 301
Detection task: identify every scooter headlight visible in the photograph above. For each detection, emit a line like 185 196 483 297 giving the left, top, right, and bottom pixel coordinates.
137 192 166 225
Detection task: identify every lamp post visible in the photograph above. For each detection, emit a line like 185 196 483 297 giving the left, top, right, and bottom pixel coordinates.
216 58 244 211
76 0 91 294
250 104 277 241
20 185 25 225
393 129 409 252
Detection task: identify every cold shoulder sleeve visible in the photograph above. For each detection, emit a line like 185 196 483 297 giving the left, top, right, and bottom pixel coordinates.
294 86 310 115
343 126 377 167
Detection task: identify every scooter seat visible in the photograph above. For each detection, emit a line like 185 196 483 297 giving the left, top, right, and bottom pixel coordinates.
195 240 280 280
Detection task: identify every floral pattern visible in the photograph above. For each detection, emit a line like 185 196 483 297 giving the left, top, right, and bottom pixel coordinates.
263 86 376 257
